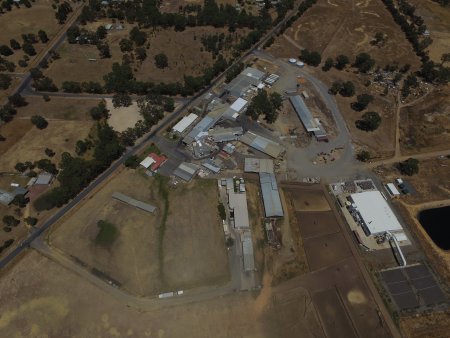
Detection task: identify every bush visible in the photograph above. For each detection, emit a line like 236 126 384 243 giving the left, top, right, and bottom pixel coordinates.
356 150 371 162
356 111 381 131
154 53 168 69
218 203 226 220
351 94 374 111
124 155 140 168
299 49 322 67
397 158 419 176
31 115 48 129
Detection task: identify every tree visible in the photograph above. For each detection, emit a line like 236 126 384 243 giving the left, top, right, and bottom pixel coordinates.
124 155 140 168
67 26 80 44
2 215 19 227
45 148 55 157
353 52 375 73
129 27 147 46
36 158 58 175
351 94 374 111
43 94 51 102
0 73 12 90
329 81 342 95
8 93 27 107
96 26 107 40
9 39 20 50
335 54 349 70
299 49 321 67
119 38 133 52
62 81 82 93
31 115 48 129
90 100 109 120
38 30 49 43
112 93 132 107
246 89 283 123
25 217 38 226
398 158 419 176
339 81 355 97
14 162 28 173
75 140 89 155
135 47 147 61
97 42 111 58
322 57 333 71
355 111 381 131
12 194 29 208
0 45 13 56
441 53 450 65
154 53 168 69
356 150 371 162
22 42 36 56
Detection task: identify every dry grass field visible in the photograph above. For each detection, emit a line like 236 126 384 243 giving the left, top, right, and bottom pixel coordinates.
16 96 100 121
0 250 323 338
0 120 93 171
409 0 450 63
267 0 423 157
400 87 450 155
0 119 33 160
0 0 63 66
50 173 228 295
105 98 142 132
45 22 248 86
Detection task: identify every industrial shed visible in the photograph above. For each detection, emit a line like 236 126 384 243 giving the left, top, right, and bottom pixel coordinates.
173 162 200 181
259 173 284 217
182 105 229 144
112 192 156 213
244 158 274 174
208 126 243 143
226 67 265 98
172 113 198 134
242 231 255 272
349 190 403 236
240 131 284 158
289 95 320 132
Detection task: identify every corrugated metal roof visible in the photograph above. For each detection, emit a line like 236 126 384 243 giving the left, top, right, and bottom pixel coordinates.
35 172 53 185
173 162 200 181
240 131 284 158
112 192 156 213
259 173 283 217
202 162 220 173
289 95 320 132
242 231 255 271
230 98 248 112
208 126 243 143
244 158 274 173
0 189 14 205
172 113 198 133
140 157 156 169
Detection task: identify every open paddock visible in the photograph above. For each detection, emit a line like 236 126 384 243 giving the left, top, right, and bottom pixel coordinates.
0 120 93 172
296 211 340 239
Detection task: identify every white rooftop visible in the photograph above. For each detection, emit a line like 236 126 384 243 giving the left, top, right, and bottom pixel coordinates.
230 98 248 112
386 183 400 196
172 113 198 133
140 157 155 169
350 190 403 235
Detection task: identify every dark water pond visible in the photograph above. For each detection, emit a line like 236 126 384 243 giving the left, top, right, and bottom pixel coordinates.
419 206 450 250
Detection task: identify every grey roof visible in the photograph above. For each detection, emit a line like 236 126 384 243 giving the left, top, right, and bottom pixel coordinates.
35 172 53 185
208 126 243 143
112 192 156 213
313 123 328 140
13 187 28 196
259 173 284 217
202 161 221 174
0 189 14 206
226 67 265 97
173 162 200 181
289 95 320 132
182 105 229 144
239 131 284 158
244 158 274 173
242 231 255 271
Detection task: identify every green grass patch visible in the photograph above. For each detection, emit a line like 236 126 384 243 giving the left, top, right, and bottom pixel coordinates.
144 143 161 155
95 220 118 247
155 174 169 283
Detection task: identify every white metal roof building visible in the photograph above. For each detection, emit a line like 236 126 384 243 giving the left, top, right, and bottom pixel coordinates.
349 190 403 236
35 172 53 185
259 173 284 217
172 113 198 133
225 178 250 229
386 183 400 197
140 157 156 169
229 97 248 112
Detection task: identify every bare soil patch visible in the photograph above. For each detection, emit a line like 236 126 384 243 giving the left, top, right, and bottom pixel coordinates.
0 120 93 172
17 96 99 121
0 250 323 338
289 187 331 212
303 232 352 271
106 98 141 132
296 211 340 239
400 88 450 155
400 310 450 338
